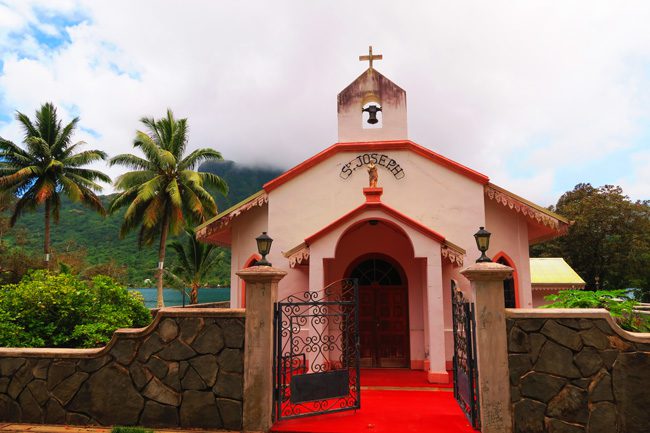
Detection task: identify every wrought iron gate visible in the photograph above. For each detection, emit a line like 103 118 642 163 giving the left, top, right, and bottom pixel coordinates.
451 282 480 430
274 279 360 420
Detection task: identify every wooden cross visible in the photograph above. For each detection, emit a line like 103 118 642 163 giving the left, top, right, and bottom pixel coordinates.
359 46 383 69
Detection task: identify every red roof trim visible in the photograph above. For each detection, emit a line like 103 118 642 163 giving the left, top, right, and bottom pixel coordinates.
263 140 489 192
304 200 446 246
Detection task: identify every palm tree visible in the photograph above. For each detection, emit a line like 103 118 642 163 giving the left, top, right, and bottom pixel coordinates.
109 109 227 308
167 227 223 304
0 103 110 267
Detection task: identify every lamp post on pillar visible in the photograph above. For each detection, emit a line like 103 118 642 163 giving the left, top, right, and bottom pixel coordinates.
461 227 513 433
237 235 286 433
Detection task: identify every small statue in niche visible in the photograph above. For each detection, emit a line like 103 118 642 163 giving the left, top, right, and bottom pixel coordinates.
367 162 378 188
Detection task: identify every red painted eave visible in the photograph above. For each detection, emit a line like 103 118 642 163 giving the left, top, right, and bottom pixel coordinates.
263 140 489 192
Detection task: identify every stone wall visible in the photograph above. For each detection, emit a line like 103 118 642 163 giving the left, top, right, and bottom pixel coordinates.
507 309 650 433
0 308 245 430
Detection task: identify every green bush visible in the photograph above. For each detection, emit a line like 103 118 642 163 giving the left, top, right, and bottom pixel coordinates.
0 270 151 348
543 289 650 332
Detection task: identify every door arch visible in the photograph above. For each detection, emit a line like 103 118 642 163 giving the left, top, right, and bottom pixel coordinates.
494 252 519 308
346 255 410 368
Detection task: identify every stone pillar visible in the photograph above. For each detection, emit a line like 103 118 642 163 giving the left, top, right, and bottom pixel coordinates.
237 265 287 433
461 262 513 433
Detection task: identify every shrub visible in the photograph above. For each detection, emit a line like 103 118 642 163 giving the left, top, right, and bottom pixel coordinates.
0 270 151 348
543 289 650 332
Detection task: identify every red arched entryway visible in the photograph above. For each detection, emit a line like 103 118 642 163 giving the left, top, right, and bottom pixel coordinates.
345 254 410 368
493 251 520 308
240 254 261 307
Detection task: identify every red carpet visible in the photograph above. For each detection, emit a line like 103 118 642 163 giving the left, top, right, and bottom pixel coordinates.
271 389 475 433
360 369 453 388
272 369 473 433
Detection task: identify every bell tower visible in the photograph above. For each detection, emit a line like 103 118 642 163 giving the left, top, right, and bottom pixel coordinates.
337 46 408 143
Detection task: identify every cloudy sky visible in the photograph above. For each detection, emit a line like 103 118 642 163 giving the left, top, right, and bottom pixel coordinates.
0 1 648 205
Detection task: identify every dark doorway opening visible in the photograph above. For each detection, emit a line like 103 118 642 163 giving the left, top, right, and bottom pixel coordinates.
497 256 516 308
348 256 409 368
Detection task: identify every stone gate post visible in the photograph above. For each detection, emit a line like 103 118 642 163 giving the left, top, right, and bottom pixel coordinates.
237 266 287 433
461 262 514 433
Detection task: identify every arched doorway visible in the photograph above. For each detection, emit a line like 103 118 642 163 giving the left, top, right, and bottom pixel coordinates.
495 255 518 308
347 256 409 368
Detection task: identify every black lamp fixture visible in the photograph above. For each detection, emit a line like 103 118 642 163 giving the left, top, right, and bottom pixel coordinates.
255 231 273 266
474 226 492 263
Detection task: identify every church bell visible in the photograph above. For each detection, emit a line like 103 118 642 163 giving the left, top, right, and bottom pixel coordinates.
362 104 382 124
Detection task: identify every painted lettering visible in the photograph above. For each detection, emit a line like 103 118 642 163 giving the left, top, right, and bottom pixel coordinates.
340 163 353 179
339 153 406 180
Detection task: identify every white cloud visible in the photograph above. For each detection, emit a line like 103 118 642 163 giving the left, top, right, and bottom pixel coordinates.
618 150 650 201
0 1 649 204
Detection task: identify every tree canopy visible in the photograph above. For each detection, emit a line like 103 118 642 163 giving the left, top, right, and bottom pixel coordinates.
109 109 228 307
531 183 650 299
0 102 110 267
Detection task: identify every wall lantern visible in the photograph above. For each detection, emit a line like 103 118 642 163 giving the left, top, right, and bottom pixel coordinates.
473 226 492 263
255 232 273 266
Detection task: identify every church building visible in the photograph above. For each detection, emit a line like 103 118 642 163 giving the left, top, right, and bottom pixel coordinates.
196 48 570 383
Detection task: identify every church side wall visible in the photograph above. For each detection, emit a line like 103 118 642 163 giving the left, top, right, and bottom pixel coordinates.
229 204 269 308
485 198 533 307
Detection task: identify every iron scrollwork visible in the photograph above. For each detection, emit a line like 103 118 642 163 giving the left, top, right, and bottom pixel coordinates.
274 279 360 420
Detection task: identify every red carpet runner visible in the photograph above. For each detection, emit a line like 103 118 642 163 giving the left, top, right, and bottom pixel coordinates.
271 369 475 433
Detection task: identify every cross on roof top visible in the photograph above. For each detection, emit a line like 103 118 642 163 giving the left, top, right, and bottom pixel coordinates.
359 46 383 70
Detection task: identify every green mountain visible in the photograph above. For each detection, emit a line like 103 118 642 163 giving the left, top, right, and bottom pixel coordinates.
2 161 284 287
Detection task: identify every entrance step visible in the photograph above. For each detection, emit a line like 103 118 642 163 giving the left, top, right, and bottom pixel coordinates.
360 368 453 389
271 389 475 433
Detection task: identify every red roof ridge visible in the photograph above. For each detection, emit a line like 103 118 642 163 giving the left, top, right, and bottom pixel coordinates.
263 140 489 192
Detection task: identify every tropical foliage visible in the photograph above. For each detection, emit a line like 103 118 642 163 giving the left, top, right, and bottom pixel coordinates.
543 289 650 333
109 109 227 307
0 161 278 287
167 227 224 304
531 183 650 298
0 271 151 348
0 102 110 268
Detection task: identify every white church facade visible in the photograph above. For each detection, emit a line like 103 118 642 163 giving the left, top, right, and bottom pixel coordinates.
197 49 570 383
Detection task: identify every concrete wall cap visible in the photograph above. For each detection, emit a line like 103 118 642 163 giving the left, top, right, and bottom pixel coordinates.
506 308 650 344
461 261 513 280
236 265 288 281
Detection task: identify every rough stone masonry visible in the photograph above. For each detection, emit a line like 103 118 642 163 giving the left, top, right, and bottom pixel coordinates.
0 308 245 430
507 310 650 433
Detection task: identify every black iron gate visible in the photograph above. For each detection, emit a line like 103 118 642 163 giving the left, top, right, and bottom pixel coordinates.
451 282 480 430
274 279 360 420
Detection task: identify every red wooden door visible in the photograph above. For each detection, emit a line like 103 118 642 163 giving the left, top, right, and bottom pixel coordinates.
377 286 409 367
351 258 409 368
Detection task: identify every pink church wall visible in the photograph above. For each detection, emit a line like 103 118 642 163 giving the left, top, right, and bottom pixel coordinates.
266 148 486 295
229 204 269 308
484 198 533 307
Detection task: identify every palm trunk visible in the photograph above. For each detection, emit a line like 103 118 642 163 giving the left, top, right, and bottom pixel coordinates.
156 212 170 308
44 199 51 270
190 282 199 304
